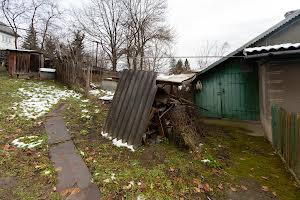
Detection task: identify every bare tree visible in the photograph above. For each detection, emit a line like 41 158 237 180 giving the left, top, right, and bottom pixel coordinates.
143 39 172 72
76 0 126 71
1 0 28 48
197 41 230 70
39 0 62 50
123 0 173 70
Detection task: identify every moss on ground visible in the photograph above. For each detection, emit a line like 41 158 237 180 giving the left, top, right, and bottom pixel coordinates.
63 93 300 200
0 73 61 199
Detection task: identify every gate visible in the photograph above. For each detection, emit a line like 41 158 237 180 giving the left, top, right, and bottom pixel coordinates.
195 61 260 121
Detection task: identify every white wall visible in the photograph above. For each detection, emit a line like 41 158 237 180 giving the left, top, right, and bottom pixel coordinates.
0 32 15 49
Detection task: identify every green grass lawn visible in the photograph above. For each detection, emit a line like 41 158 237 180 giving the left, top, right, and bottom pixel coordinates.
0 72 62 199
63 91 300 200
1 69 299 200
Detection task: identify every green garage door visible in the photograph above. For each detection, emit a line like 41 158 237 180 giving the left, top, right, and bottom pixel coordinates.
195 61 260 121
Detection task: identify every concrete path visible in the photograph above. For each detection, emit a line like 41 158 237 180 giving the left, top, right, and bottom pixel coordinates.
200 118 265 137
45 105 100 200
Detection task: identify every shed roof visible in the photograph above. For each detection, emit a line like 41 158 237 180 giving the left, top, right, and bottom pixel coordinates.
244 43 300 54
0 22 15 36
1 48 43 54
157 73 196 84
200 9 300 74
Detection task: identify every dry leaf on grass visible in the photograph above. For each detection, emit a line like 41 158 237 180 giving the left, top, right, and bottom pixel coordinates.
203 183 213 192
230 187 237 192
194 187 201 193
262 186 269 192
218 183 224 190
241 185 248 191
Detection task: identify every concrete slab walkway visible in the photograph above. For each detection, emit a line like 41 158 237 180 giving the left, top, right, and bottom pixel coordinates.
45 105 100 200
200 118 265 137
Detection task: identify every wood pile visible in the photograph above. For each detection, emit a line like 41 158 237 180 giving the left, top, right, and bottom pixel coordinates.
143 86 203 150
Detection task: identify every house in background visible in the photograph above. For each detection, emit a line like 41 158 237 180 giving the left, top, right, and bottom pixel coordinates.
0 22 16 49
194 9 300 142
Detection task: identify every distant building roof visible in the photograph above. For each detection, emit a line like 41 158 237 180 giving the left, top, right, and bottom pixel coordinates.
0 22 15 36
157 73 196 84
200 9 300 74
0 48 43 54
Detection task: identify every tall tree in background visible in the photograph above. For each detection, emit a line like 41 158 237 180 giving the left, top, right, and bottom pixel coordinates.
76 0 125 71
184 58 190 71
123 0 173 70
1 0 27 48
43 35 57 59
170 59 184 74
70 30 85 61
40 0 62 51
198 41 230 70
22 24 39 50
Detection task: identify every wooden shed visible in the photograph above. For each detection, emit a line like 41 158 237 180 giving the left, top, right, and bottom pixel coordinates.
2 49 44 77
194 10 300 142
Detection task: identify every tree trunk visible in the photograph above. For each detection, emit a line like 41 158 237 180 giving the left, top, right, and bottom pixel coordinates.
14 33 18 49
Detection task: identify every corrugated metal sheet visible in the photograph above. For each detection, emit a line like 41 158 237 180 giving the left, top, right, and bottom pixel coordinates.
157 73 196 84
103 70 157 147
244 43 300 54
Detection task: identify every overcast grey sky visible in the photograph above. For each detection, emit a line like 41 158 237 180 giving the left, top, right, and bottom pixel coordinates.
62 0 300 62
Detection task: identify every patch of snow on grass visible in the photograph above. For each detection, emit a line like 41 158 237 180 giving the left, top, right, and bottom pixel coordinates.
89 89 114 101
14 83 81 119
12 136 44 149
201 159 211 164
101 132 135 151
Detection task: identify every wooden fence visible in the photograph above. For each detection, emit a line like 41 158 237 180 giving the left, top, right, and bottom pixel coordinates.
272 104 300 180
55 61 87 88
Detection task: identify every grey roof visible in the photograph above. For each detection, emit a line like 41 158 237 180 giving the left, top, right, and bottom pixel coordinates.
0 22 15 36
200 9 300 74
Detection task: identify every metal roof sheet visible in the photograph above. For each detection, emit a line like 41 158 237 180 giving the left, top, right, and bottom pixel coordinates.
199 9 300 74
244 43 300 54
103 70 158 147
157 73 196 84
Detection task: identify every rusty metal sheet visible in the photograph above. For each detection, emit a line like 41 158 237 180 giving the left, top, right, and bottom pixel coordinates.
103 70 157 147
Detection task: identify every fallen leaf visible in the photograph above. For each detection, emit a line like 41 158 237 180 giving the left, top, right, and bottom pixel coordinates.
241 185 248 191
272 191 277 196
85 157 94 162
230 187 237 192
61 187 80 197
240 158 246 161
3 144 16 151
193 178 201 187
218 183 224 190
169 167 175 172
15 128 21 133
55 167 62 172
203 183 213 192
262 186 269 192
194 187 201 193
261 176 269 180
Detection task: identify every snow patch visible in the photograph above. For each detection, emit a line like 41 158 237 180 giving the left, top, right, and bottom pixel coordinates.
12 136 44 149
13 83 81 120
101 131 135 152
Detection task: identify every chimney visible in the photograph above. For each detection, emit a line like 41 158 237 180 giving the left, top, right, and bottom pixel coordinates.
285 10 298 18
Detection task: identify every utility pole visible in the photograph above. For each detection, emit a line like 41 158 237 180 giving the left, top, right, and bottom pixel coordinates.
93 40 100 86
